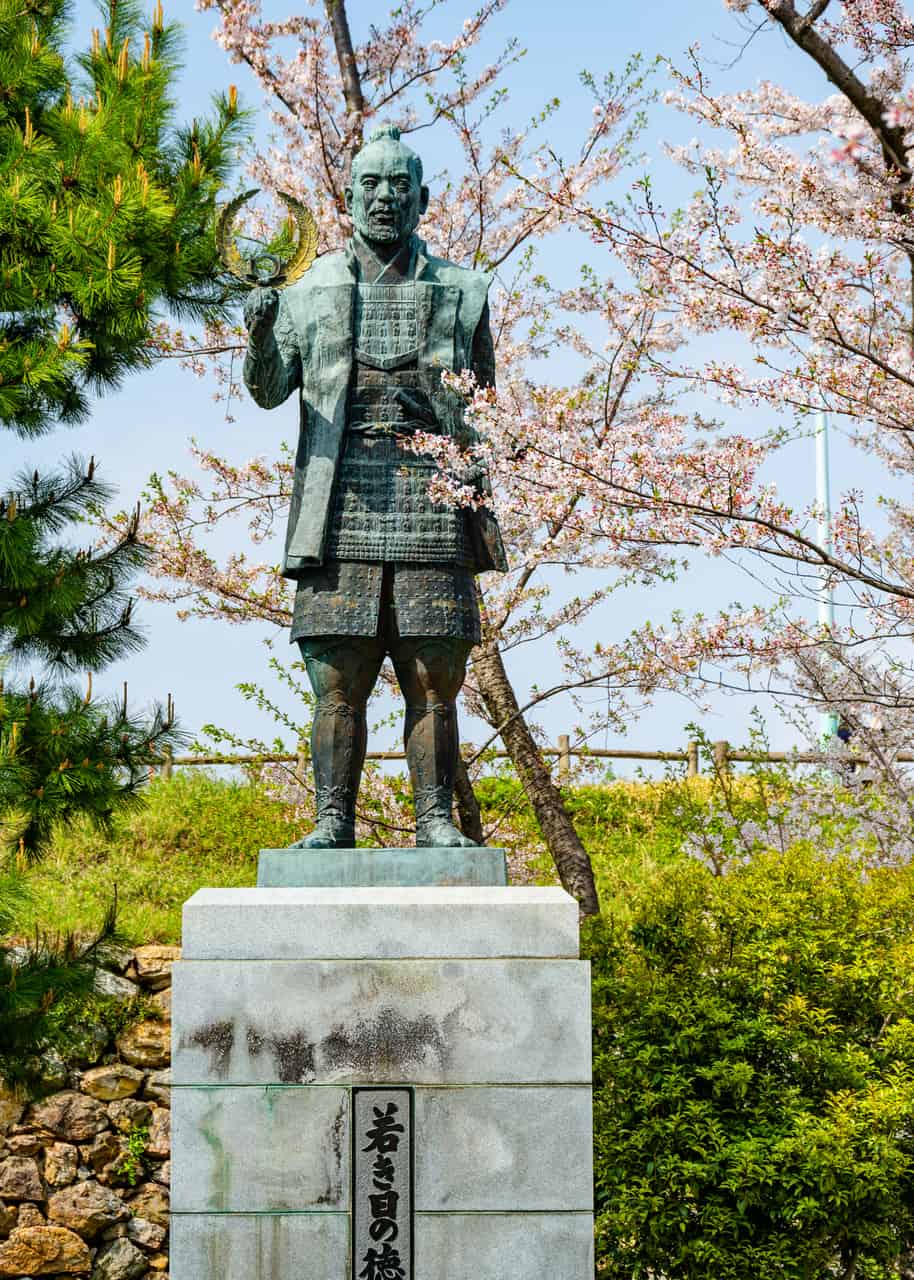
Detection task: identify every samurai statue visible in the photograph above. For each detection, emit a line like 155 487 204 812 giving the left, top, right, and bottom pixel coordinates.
242 124 506 850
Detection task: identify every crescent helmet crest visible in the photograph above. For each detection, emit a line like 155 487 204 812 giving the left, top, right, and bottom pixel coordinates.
215 188 318 287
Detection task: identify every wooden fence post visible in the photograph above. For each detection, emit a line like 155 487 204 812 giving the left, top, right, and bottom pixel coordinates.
296 737 308 786
557 734 571 781
687 740 699 778
711 740 730 776
162 749 173 781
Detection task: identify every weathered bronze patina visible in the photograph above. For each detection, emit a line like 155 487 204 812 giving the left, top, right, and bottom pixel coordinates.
242 124 506 849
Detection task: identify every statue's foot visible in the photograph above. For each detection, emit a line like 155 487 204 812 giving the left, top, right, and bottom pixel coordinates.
415 818 478 849
288 818 354 850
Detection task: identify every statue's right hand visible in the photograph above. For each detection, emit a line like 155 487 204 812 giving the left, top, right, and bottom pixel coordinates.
243 287 280 338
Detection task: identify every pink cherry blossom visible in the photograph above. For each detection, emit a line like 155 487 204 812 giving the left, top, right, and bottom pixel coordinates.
135 0 914 855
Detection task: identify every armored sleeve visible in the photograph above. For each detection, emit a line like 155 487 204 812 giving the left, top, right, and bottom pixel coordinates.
461 295 508 572
465 298 496 484
470 300 496 390
243 296 302 410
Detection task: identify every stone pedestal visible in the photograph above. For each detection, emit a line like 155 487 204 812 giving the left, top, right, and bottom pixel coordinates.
170 862 594 1279
257 845 509 888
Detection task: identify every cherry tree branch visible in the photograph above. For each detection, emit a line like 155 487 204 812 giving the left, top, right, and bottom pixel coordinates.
760 0 910 175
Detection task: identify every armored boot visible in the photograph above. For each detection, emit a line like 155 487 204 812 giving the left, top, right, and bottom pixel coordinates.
406 701 477 848
291 699 364 849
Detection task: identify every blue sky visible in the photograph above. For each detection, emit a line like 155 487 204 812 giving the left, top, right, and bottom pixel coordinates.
11 0 866 773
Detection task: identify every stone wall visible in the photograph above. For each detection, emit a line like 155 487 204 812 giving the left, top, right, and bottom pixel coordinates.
0 946 178 1279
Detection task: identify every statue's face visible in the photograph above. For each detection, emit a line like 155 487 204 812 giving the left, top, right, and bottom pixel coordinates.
345 141 429 247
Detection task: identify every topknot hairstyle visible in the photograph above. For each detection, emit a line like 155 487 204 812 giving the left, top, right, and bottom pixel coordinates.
366 123 402 144
351 122 424 186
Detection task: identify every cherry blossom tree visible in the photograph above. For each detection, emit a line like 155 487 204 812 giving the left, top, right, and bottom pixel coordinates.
133 0 669 916
479 0 914 727
393 0 914 891
135 0 914 909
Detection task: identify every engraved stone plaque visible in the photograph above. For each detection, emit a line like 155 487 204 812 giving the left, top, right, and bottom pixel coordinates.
353 1087 413 1280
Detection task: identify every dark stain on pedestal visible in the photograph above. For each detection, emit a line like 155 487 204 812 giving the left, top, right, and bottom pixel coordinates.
321 1005 448 1076
246 1026 316 1083
183 1020 234 1077
315 1094 348 1206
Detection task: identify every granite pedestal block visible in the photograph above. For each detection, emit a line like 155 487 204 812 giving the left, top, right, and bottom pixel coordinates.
257 845 508 888
171 863 594 1280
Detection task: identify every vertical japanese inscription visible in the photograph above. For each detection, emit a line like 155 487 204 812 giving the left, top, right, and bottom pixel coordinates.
353 1088 413 1280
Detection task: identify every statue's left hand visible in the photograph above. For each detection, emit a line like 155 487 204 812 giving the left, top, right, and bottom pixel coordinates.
243 286 280 339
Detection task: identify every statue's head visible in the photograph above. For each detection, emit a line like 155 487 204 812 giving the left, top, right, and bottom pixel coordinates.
345 124 429 249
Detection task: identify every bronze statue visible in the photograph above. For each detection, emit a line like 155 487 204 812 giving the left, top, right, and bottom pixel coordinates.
241 124 506 850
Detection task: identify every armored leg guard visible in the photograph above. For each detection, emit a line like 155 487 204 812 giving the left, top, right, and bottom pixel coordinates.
406 701 477 848
291 700 364 849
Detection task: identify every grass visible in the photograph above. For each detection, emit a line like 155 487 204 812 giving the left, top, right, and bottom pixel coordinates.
14 773 300 944
12 770 711 943
478 773 714 911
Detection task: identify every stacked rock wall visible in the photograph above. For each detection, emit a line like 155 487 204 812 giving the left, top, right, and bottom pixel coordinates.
0 947 178 1279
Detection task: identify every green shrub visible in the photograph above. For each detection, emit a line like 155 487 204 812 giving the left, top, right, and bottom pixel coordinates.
585 848 914 1279
114 1124 150 1187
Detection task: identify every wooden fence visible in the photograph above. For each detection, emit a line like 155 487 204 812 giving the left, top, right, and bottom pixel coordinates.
155 736 884 782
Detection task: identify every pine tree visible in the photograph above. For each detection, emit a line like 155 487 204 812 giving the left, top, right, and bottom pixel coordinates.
0 459 178 858
0 0 242 435
0 868 117 1087
0 0 244 1073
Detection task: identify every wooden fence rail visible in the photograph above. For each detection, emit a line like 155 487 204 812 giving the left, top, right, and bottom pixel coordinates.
155 737 900 782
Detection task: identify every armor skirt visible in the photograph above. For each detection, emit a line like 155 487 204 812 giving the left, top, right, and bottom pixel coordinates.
290 560 480 643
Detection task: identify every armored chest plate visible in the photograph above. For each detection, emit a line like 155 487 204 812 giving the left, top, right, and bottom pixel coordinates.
324 434 471 565
355 282 420 370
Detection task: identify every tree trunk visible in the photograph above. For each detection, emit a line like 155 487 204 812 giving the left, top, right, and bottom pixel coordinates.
454 755 485 845
472 644 600 915
323 0 365 133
